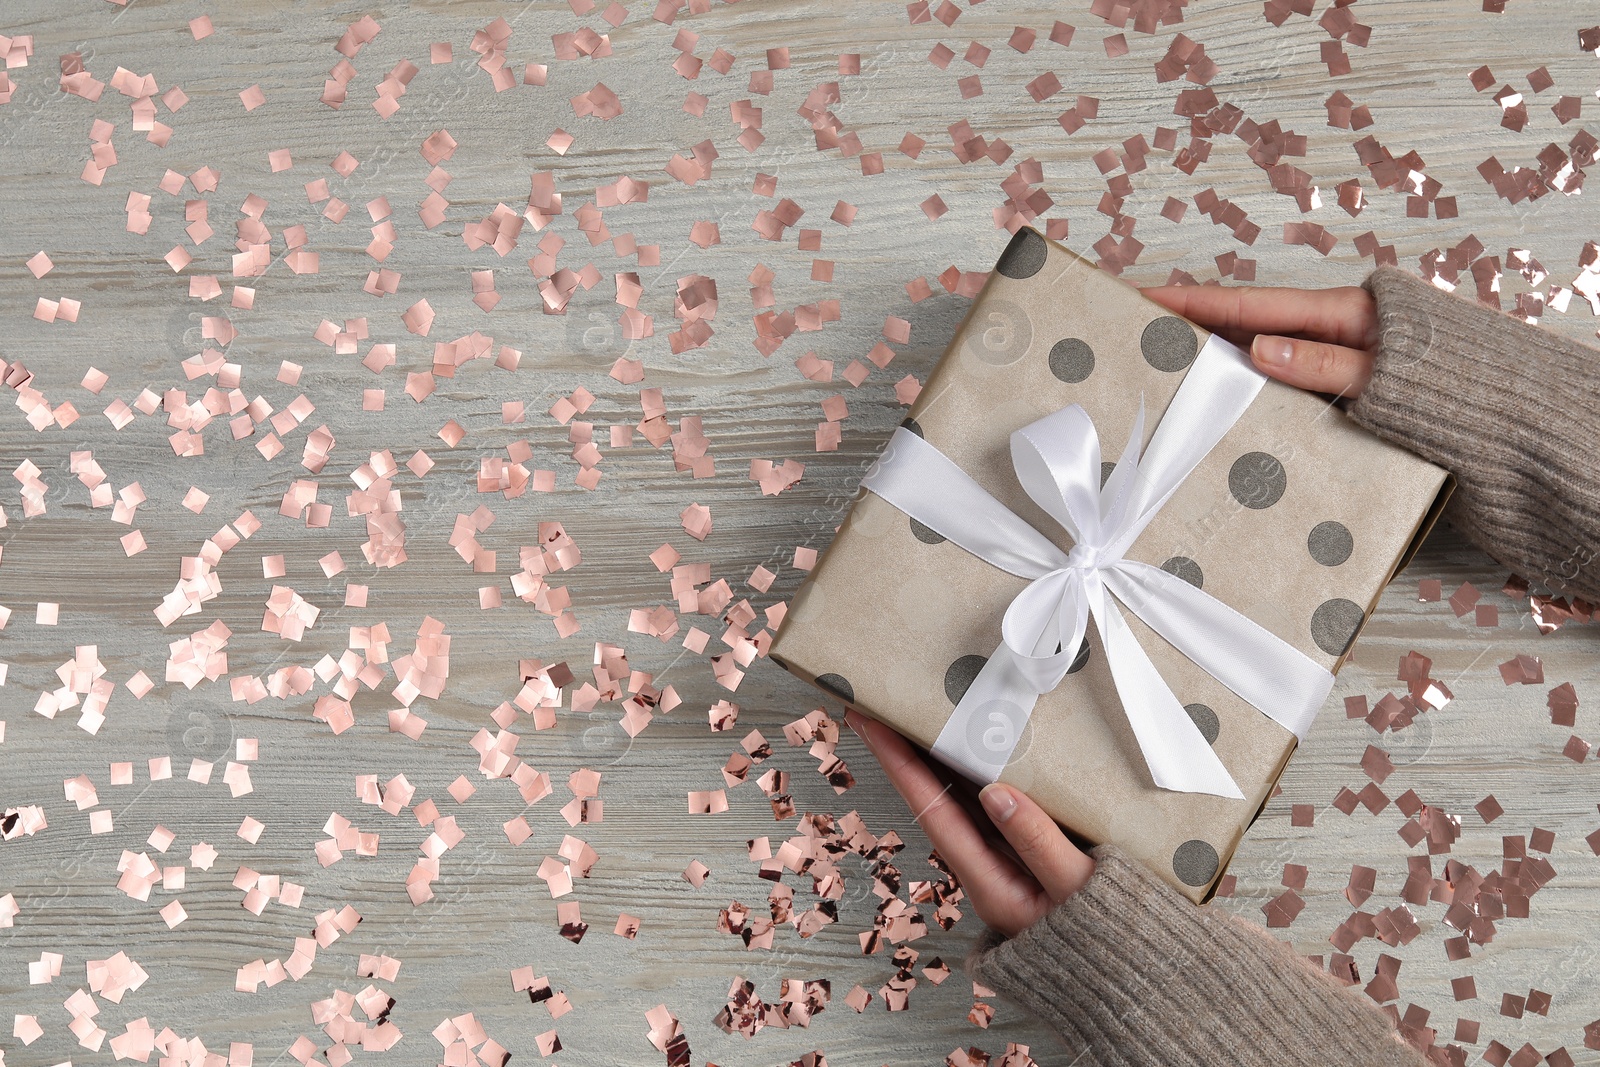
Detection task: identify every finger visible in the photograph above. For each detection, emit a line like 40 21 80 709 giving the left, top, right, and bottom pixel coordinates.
1141 284 1376 352
1250 334 1373 399
979 783 1095 903
847 711 1006 866
847 712 1045 932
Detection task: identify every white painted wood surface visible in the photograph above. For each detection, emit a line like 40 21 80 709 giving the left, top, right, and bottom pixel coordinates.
2 1 1599 1064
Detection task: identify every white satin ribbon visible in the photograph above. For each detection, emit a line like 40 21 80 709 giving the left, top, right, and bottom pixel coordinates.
860 334 1335 799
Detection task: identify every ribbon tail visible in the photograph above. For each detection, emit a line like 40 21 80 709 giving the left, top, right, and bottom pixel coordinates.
1098 398 1145 534
1105 562 1335 740
930 644 1046 783
1089 586 1246 799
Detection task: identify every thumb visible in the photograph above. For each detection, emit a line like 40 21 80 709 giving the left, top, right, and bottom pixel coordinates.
979 783 1095 904
1250 334 1373 399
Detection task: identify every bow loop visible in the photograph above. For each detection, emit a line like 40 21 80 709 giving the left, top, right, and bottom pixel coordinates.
1000 568 1091 692
1009 406 1101 546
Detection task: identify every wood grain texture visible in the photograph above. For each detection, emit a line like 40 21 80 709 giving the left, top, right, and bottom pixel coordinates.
1 1 1598 1064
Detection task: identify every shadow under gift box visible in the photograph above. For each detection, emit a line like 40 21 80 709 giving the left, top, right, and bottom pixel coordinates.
770 227 1453 904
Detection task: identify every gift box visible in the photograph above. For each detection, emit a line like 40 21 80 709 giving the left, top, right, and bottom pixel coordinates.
770 227 1451 903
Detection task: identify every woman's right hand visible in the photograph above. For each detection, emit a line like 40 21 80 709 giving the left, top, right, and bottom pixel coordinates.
846 710 1095 938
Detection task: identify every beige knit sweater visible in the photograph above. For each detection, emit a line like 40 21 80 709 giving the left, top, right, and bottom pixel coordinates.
967 267 1600 1065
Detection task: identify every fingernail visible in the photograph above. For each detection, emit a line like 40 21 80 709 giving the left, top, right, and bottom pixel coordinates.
1253 335 1293 367
979 783 1017 823
844 710 872 747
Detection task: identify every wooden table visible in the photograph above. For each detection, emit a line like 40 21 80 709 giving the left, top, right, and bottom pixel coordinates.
2 1 1598 1063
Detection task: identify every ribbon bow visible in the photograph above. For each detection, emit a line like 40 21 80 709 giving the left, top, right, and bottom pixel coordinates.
860 333 1335 798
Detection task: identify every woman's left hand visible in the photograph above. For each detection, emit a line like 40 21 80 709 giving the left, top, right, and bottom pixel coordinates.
845 710 1095 938
1141 282 1378 399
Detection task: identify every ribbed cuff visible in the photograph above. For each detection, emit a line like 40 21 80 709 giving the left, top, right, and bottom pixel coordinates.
1350 266 1600 602
965 846 1426 1067
1349 266 1512 469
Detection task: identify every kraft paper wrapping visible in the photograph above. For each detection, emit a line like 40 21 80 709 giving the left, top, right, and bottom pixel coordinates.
770 228 1452 903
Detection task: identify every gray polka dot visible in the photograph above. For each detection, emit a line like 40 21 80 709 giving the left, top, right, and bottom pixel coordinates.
1228 452 1287 510
815 673 855 704
1310 598 1365 657
1067 637 1091 674
1140 316 1200 372
1100 461 1116 489
1048 338 1095 383
1172 839 1220 887
995 227 1047 279
1161 556 1203 589
1307 520 1353 567
900 418 924 438
910 518 946 545
1184 703 1220 745
944 655 988 705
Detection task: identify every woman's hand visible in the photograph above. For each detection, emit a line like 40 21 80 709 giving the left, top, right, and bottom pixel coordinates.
845 709 1094 938
1141 283 1378 399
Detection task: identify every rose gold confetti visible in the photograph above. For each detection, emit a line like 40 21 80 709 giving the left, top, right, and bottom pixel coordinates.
680 503 712 540
13 1014 43 1044
1499 654 1545 685
0 11 1591 1062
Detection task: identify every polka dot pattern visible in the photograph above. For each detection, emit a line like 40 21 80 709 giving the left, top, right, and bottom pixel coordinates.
1310 598 1365 656
1307 520 1353 566
814 673 855 705
1140 316 1199 372
761 229 1457 908
1228 452 1286 510
995 228 1047 279
944 654 988 705
1048 338 1095 383
1172 839 1220 886
1161 556 1203 589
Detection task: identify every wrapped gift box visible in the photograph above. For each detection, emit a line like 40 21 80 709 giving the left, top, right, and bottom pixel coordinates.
771 227 1451 903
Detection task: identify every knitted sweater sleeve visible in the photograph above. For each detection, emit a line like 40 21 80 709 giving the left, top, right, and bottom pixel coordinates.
965 846 1427 1067
1350 266 1600 603
968 270 1596 1063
